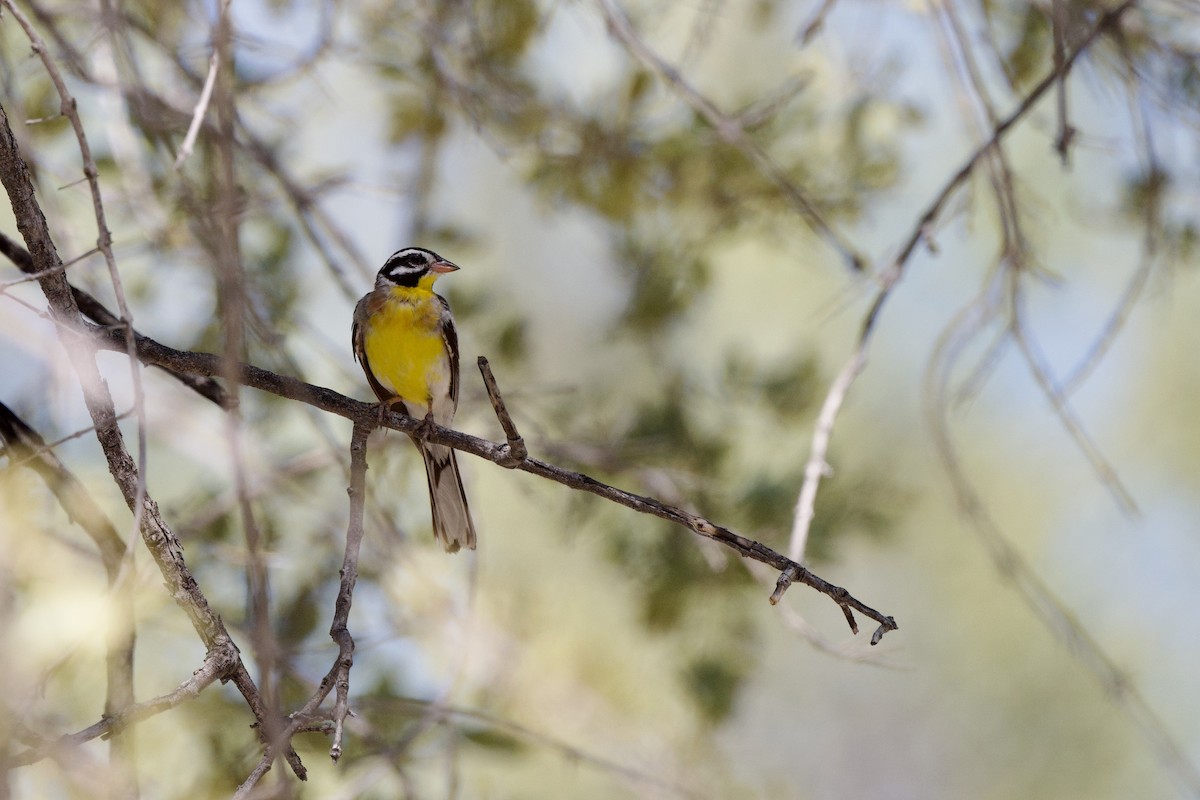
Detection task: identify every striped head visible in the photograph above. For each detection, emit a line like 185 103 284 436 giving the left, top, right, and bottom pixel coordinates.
376 247 459 290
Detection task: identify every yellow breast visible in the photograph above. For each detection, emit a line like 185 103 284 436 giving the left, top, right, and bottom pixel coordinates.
362 287 448 410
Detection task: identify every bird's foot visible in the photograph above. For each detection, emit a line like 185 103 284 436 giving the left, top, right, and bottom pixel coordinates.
376 399 409 432
413 412 437 442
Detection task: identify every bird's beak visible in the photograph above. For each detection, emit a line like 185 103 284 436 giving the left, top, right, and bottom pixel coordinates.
431 259 459 274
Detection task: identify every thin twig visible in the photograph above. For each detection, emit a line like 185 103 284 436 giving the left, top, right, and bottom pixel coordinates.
1009 308 1139 513
1052 0 1076 163
797 0 840 46
476 356 527 466
1060 89 1160 397
0 246 95 289
0 233 228 404
173 49 219 169
882 0 1139 294
1 406 134 470
786 344 867 564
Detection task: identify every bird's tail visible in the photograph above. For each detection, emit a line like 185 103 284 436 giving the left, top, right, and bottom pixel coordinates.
419 442 476 553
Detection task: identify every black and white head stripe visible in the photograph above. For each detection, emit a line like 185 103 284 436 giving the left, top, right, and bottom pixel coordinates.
378 247 449 287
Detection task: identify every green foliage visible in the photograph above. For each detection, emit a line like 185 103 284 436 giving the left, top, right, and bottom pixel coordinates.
1003 5 1052 88
683 655 747 724
462 726 529 754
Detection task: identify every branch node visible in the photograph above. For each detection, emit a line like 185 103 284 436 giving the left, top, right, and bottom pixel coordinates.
870 618 897 646
769 565 798 605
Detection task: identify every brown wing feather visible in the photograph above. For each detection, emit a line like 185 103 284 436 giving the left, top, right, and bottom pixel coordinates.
437 293 460 410
352 291 394 403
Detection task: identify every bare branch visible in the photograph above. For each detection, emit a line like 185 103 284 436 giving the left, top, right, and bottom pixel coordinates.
787 344 867 564
330 418 372 762
1009 307 1139 514
85 320 897 639
476 356 527 466
1 0 151 541
882 0 1139 294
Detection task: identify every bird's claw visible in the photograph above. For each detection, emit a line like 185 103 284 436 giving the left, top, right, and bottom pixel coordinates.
413 412 437 442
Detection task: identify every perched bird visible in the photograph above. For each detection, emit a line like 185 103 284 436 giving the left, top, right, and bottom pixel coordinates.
352 247 476 552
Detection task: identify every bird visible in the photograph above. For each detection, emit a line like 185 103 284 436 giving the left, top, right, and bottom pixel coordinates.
352 246 476 552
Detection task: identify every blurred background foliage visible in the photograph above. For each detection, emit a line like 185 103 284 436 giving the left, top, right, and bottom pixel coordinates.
2 0 1200 798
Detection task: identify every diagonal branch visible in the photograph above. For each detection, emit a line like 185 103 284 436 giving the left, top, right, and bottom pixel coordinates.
882 0 1139 294
0 231 228 406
